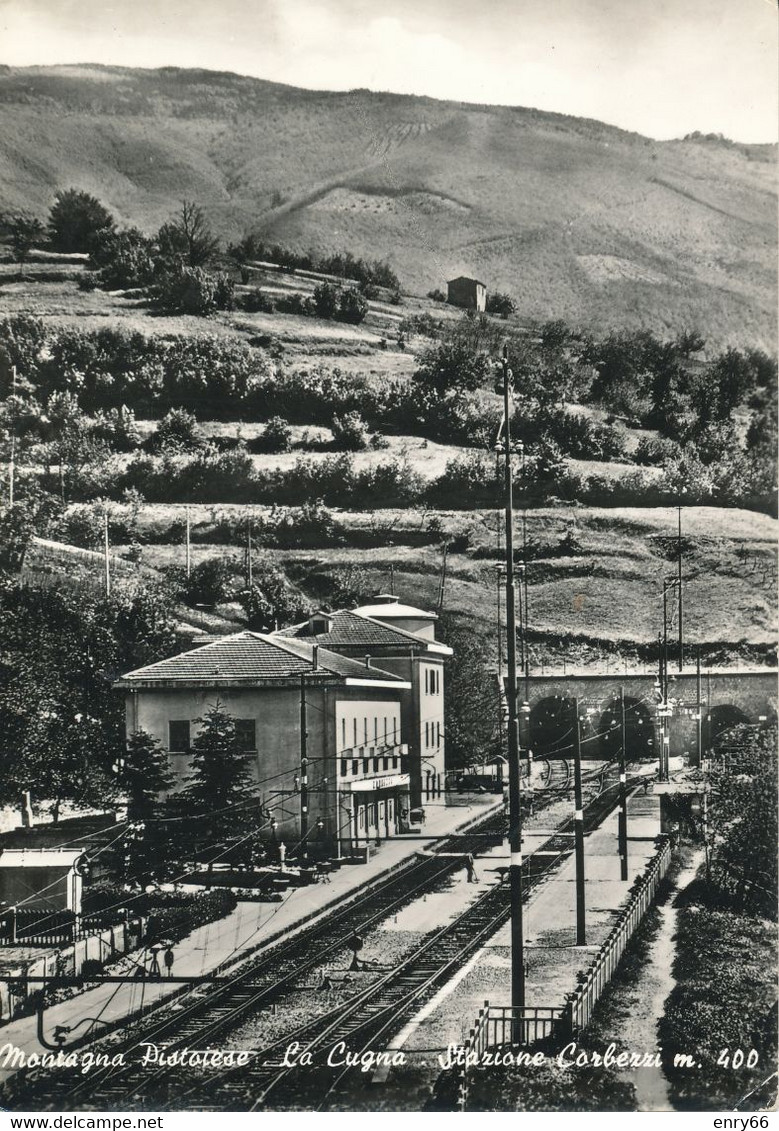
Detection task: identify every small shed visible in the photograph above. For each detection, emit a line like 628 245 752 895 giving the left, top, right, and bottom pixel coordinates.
0 849 85 914
447 276 487 312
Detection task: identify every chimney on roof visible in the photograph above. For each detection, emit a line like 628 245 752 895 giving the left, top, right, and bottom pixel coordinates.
312 644 319 670
365 654 371 668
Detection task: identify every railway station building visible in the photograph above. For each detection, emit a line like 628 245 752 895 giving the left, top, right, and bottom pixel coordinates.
115 632 413 856
276 594 452 806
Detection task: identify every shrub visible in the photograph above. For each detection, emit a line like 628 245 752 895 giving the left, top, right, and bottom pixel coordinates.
331 410 369 451
257 415 293 453
427 451 499 508
634 435 679 466
312 282 339 319
91 408 141 452
338 288 368 324
155 267 234 315
148 409 203 453
426 288 446 302
144 889 238 944
485 291 517 318
178 556 235 606
267 501 342 549
238 288 275 314
275 293 312 316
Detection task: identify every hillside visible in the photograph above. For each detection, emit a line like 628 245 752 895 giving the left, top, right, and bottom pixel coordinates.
0 64 775 349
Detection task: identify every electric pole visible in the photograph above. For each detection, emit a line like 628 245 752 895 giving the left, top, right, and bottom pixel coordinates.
103 510 111 597
573 698 586 944
300 673 309 862
677 503 684 671
619 685 628 881
185 506 191 579
8 365 16 507
696 647 703 768
496 343 525 1034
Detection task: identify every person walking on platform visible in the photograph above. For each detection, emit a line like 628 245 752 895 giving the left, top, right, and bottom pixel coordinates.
465 853 478 883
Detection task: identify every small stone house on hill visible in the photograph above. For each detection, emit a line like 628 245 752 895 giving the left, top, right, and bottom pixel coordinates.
447 276 486 311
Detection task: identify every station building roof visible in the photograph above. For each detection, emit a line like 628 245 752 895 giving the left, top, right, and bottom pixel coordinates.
115 632 408 689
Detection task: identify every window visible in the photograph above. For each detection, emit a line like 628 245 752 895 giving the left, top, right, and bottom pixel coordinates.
353 718 358 746
424 669 429 694
373 756 379 772
394 717 398 742
352 759 359 775
392 755 398 769
342 718 346 750
168 721 190 752
374 717 378 742
383 756 389 771
363 717 368 744
341 759 347 777
425 722 429 748
235 719 256 751
363 758 369 774
437 721 441 747
383 716 387 743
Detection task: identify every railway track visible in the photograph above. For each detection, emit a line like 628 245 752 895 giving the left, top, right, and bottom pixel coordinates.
6 767 630 1111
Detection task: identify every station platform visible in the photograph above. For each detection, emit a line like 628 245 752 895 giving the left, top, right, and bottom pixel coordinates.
384 789 663 1081
0 792 503 1082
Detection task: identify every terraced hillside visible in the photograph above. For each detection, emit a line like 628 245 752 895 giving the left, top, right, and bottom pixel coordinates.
0 64 775 347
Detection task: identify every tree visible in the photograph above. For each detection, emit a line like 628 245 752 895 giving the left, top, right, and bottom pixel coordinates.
157 202 220 269
121 729 173 821
148 408 203 453
180 702 257 852
705 724 778 917
155 266 234 315
331 410 368 451
48 189 115 253
485 291 516 319
338 288 368 325
88 226 156 289
8 213 43 276
312 282 339 320
414 336 492 398
437 611 501 771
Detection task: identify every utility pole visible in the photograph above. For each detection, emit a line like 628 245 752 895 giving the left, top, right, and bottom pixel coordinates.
185 506 191 579
618 686 628 880
496 342 525 1034
8 365 16 507
300 673 309 862
677 503 684 672
103 510 111 597
573 698 586 944
437 542 448 612
696 647 703 768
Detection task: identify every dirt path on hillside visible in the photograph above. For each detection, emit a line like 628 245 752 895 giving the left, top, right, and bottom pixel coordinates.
610 849 705 1111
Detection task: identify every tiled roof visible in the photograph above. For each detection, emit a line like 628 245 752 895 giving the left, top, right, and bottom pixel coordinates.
116 632 403 686
277 610 425 648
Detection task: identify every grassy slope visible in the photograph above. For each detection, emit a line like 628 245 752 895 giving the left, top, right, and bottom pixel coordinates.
126 502 778 669
0 65 775 348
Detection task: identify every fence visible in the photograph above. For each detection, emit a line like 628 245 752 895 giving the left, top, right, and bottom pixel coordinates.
455 833 673 1111
0 918 144 1025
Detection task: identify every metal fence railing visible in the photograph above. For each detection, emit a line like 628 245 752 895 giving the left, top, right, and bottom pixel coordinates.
455 833 673 1111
